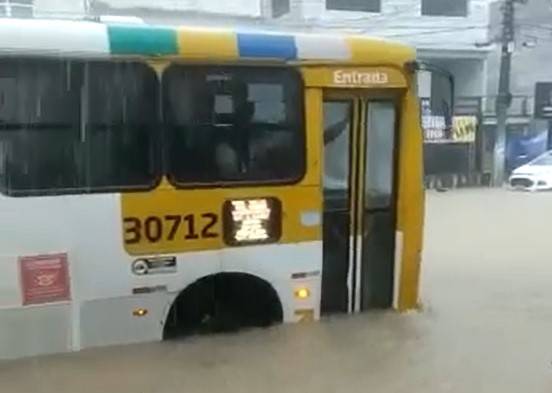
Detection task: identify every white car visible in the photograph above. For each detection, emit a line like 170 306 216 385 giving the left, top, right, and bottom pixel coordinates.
509 150 552 191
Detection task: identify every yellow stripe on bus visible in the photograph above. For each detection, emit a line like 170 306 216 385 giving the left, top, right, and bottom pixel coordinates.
177 28 238 59
346 36 416 65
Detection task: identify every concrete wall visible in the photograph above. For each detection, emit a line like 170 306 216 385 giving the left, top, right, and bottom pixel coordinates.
282 0 495 53
33 0 85 18
432 58 487 97
93 0 262 17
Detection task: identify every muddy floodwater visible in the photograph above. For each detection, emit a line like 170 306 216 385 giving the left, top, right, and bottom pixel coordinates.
1 189 552 393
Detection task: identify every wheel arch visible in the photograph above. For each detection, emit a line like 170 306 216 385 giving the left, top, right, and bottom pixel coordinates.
162 271 284 339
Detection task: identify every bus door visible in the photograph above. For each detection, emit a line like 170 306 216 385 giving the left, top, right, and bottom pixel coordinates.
321 92 398 314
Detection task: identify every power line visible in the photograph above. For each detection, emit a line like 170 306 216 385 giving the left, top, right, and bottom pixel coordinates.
324 4 425 21
384 25 488 38
519 33 552 43
275 21 490 38
361 24 487 30
516 22 552 32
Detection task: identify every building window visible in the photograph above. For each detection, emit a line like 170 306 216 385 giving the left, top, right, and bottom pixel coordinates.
272 0 290 18
421 0 468 17
326 0 380 13
0 59 160 196
0 0 34 18
163 66 305 186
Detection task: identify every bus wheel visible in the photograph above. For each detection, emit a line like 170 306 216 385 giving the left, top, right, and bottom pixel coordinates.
163 273 283 339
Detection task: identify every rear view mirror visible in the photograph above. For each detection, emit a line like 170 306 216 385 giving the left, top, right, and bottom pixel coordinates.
407 61 455 136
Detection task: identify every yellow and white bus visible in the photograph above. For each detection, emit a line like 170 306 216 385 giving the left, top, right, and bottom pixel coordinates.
0 18 448 359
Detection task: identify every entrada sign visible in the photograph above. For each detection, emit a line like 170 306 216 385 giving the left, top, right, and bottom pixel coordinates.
301 67 405 88
333 70 389 86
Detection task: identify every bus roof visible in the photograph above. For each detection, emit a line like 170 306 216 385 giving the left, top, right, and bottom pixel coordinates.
0 18 415 66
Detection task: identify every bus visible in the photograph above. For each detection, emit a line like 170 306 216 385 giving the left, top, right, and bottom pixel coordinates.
0 18 450 359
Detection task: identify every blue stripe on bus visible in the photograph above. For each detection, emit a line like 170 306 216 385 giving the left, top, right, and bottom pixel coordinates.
237 33 297 60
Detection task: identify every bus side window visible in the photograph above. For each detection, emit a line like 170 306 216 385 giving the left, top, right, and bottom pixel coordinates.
163 65 305 186
0 59 160 196
0 59 82 195
85 61 159 191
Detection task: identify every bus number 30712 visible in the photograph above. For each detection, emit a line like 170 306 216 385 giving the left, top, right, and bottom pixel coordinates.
123 213 219 244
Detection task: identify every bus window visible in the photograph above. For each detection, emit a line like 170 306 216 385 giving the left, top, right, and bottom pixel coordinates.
323 101 351 194
0 59 81 194
85 61 159 191
364 102 396 209
163 66 304 185
0 59 159 196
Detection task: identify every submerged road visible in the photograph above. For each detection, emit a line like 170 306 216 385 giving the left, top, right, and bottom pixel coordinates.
1 189 551 392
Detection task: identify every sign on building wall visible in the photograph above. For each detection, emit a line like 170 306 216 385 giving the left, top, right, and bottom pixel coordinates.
422 115 449 142
452 116 478 142
534 82 552 119
422 99 477 143
19 253 71 306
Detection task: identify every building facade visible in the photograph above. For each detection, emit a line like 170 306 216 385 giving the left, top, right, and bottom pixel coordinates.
483 0 552 176
4 0 497 99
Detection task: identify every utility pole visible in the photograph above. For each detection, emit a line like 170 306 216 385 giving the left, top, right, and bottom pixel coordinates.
492 0 515 186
